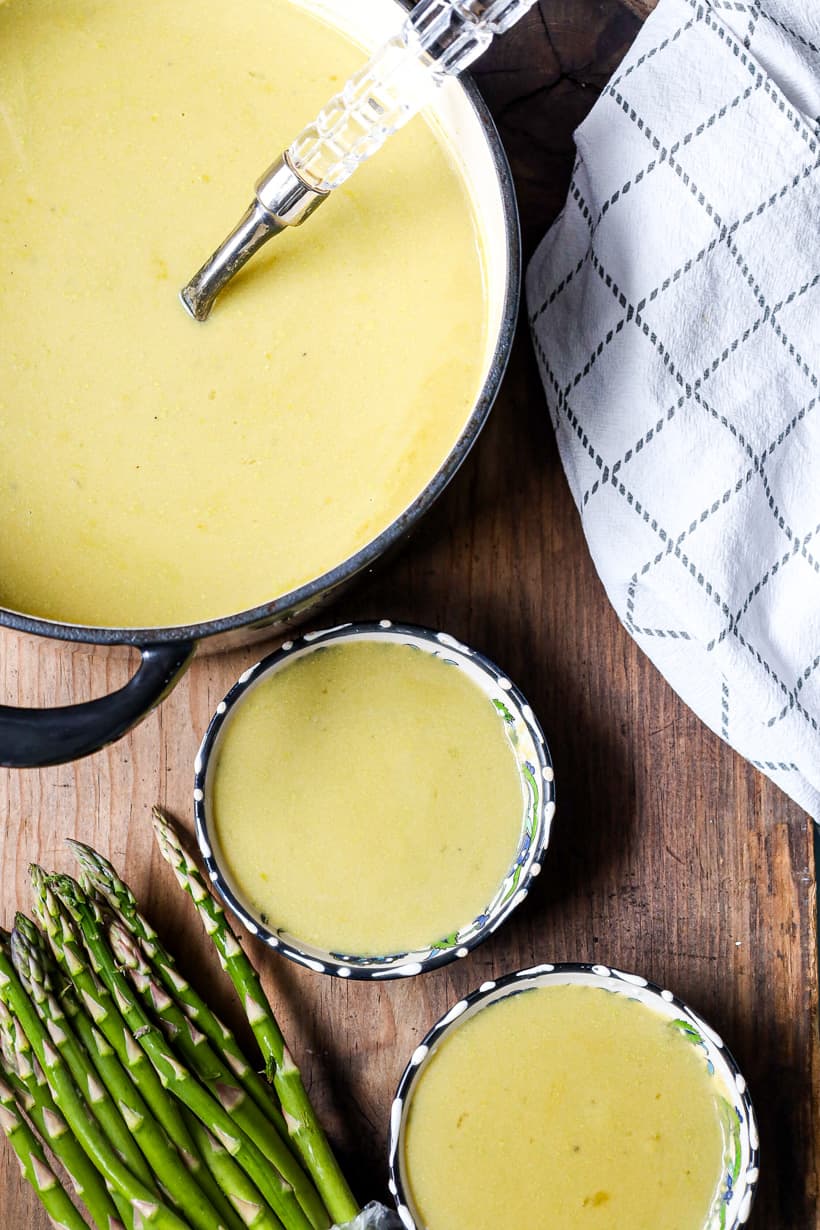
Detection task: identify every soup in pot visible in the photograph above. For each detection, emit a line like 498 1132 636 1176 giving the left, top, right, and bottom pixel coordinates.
0 0 487 627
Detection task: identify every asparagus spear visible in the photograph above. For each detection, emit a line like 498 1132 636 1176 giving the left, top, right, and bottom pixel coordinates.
0 945 190 1230
67 840 288 1132
31 872 247 1230
0 1052 121 1229
78 1021 243 1230
54 856 319 1230
151 811 359 1226
0 1070 90 1230
108 919 329 1230
185 1112 286 1230
10 918 158 1194
31 871 195 1147
13 917 237 1230
105 919 221 1077
50 873 313 1230
0 961 122 1230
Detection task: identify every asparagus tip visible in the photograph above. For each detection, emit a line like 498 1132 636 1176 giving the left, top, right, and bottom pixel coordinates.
64 838 94 858
28 864 47 888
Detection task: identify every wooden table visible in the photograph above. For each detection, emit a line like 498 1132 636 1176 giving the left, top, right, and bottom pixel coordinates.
2 2 818 1225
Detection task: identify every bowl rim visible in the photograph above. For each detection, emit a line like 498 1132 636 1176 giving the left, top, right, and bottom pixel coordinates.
193 619 556 979
388 961 761 1230
0 28 521 647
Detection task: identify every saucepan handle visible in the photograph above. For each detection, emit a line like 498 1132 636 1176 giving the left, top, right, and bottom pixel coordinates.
0 642 195 769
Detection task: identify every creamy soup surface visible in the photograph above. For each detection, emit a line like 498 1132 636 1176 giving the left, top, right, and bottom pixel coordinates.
403 984 730 1230
0 0 486 627
211 641 525 954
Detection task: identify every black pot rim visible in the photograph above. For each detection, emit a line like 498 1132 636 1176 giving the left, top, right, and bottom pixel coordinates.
1 64 521 649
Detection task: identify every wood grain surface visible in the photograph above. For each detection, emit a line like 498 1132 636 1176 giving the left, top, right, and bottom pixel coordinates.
2 2 818 1227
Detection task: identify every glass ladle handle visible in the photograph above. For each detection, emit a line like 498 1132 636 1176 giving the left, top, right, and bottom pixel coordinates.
181 0 537 320
288 0 538 192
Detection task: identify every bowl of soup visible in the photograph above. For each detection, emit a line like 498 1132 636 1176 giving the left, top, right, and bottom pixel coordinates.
193 621 555 977
0 0 519 767
389 963 759 1230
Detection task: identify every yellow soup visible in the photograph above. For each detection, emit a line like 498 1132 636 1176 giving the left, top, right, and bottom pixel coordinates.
403 983 730 1230
0 0 486 627
210 640 525 955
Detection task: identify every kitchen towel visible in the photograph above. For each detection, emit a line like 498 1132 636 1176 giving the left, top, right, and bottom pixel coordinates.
526 0 820 817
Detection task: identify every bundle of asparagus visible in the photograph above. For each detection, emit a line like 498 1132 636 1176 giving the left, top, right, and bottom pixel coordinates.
0 809 362 1230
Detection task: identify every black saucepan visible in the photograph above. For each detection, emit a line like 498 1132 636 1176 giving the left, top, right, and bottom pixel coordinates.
0 0 520 768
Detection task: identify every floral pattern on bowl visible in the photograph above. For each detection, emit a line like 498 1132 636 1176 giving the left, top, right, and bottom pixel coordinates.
388 963 760 1229
194 620 556 980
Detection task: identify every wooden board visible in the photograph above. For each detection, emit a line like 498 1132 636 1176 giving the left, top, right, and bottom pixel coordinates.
2 2 818 1226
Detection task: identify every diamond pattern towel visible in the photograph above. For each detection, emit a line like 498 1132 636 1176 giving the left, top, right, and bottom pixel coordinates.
526 0 820 817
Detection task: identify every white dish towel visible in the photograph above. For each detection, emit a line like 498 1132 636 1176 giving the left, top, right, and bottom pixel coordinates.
526 0 820 818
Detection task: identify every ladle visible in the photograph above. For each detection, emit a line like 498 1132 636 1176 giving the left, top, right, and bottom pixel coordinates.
180 0 537 321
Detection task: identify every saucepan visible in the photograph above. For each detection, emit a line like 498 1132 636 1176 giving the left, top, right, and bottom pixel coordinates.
0 0 520 769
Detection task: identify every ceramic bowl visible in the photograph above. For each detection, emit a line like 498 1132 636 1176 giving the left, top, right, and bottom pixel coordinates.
194 620 555 979
389 962 760 1230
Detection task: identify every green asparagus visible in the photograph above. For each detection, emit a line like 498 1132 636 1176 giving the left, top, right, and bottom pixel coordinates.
0 944 191 1230
0 835 362 1230
50 874 315 1230
152 810 359 1226
14 916 239 1230
0 994 121 1230
185 1113 286 1230
67 840 290 1135
107 919 329 1230
0 1071 89 1230
11 918 158 1193
31 871 197 1148
31 872 248 1230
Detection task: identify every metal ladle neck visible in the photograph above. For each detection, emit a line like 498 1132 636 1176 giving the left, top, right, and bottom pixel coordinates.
180 153 327 322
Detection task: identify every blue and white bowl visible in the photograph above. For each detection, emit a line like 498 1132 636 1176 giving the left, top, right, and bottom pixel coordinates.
389 963 759 1229
194 620 556 979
